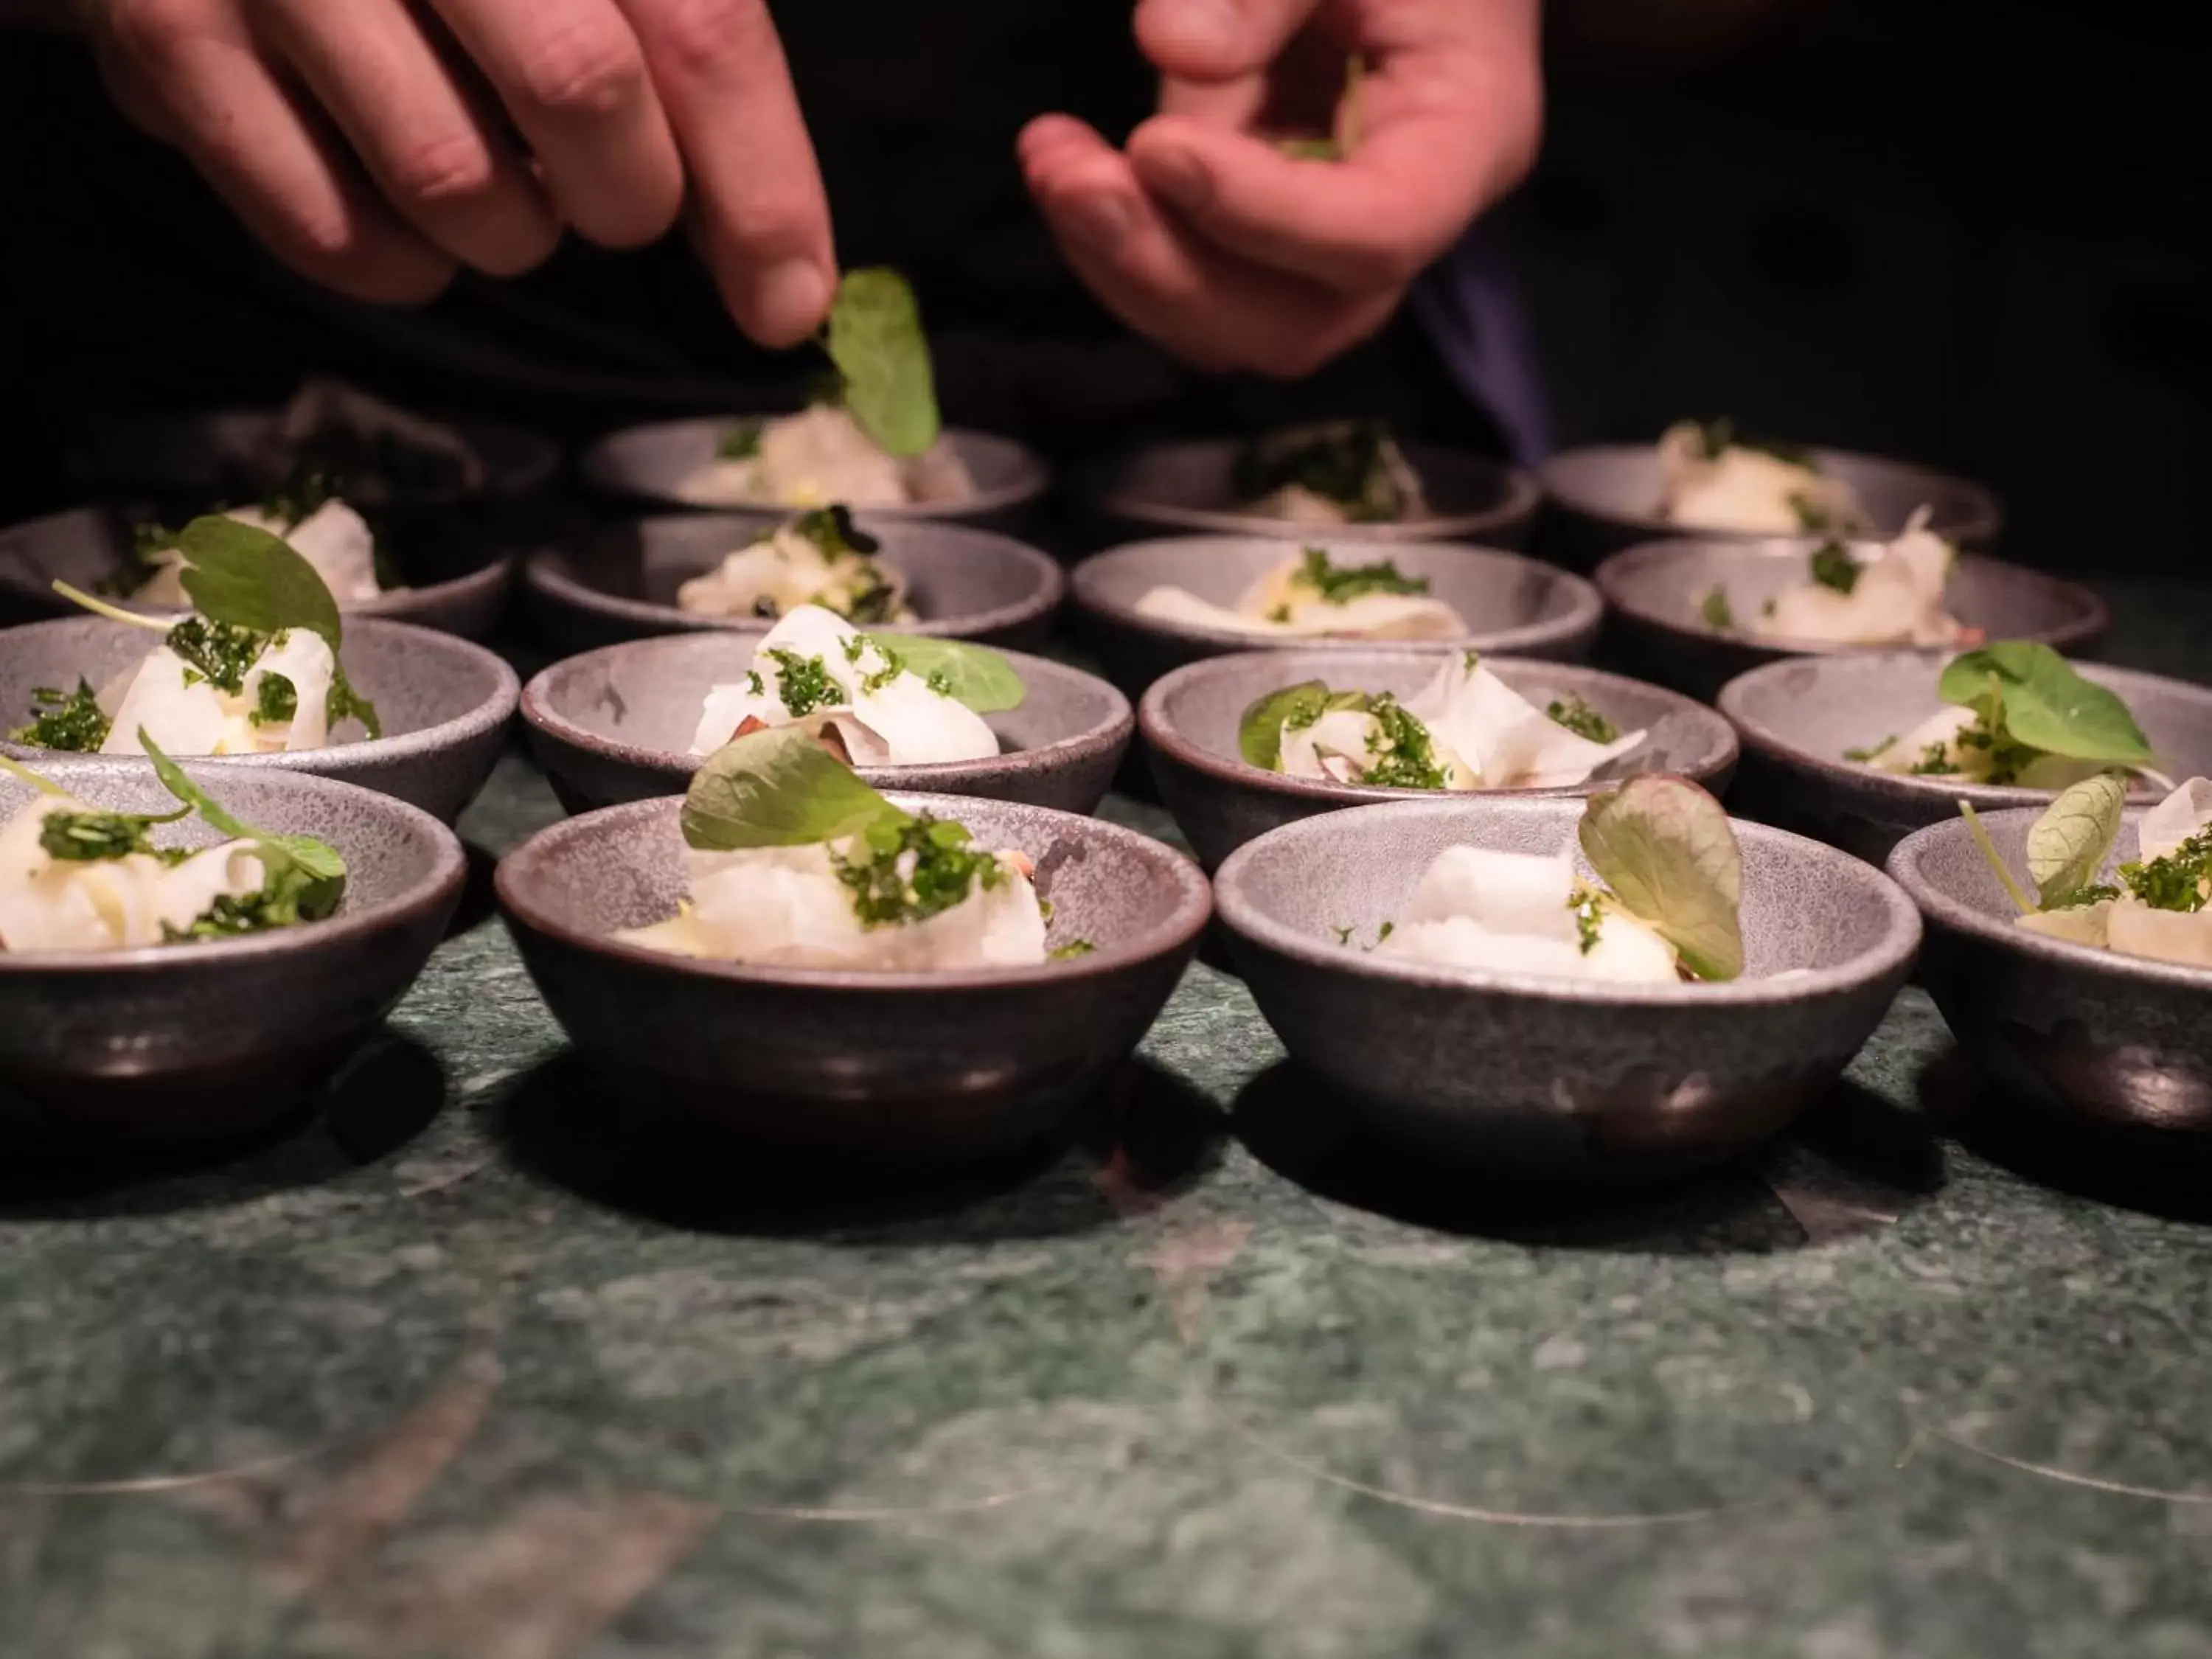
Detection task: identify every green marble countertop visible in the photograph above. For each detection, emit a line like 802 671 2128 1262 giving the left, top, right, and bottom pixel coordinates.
6 582 2212 1659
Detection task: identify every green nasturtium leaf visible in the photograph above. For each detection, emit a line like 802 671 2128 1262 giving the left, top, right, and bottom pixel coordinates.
2025 772 2126 907
824 269 941 459
682 723 908 851
1937 642 2151 764
1578 775 1745 981
864 636 1025 713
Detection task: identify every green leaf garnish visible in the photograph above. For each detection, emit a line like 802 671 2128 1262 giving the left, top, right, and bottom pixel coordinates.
173 515 343 650
1236 681 1366 770
1293 545 1427 605
1808 541 1860 595
1578 776 1745 981
681 723 908 851
1700 586 1735 630
2025 773 2126 908
863 636 1025 713
1936 643 2151 766
823 269 940 458
140 734 347 925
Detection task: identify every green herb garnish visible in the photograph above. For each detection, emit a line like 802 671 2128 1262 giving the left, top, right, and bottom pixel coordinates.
1808 540 1861 595
166 616 267 695
1936 643 2152 776
1295 545 1428 606
790 504 881 559
10 681 111 751
718 420 764 462
38 806 189 863
1048 939 1096 961
1908 742 1961 776
2121 830 2212 914
1791 494 1839 534
1844 736 1898 762
142 734 347 928
1569 889 1604 956
835 813 1006 928
1687 419 1814 468
1700 586 1735 630
1359 695 1446 790
863 636 1024 712
1234 418 1411 521
251 672 299 728
1236 680 1368 770
1546 697 1618 744
767 649 846 718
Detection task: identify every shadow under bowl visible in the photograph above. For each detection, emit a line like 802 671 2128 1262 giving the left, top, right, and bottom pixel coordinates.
1214 796 1920 1178
495 793 1211 1159
0 761 465 1141
1071 535 1603 702
521 633 1133 816
524 512 1065 655
1721 653 2212 863
1889 808 2212 1133
1595 536 2107 700
0 616 518 824
1141 649 1739 872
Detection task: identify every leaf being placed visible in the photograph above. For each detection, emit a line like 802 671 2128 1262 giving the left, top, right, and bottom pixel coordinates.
142 733 347 922
1578 775 1745 981
174 515 344 648
682 723 908 851
823 270 940 458
1936 642 2151 764
865 635 1025 713
2025 772 2126 907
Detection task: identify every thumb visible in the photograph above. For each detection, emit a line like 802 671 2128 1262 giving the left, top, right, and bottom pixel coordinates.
1134 0 1319 81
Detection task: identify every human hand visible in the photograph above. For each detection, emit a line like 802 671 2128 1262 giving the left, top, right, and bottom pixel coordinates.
76 0 835 342
1020 0 1542 378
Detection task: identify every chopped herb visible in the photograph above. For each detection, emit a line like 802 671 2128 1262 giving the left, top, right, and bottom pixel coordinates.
1265 604 1293 624
1358 695 1447 790
1790 493 1838 533
251 672 298 728
1234 419 1413 521
1048 939 1096 961
767 649 846 718
2120 829 2212 914
1809 540 1861 595
1687 419 1815 468
38 808 187 864
1546 696 1618 744
326 664 381 738
790 504 881 559
833 813 1004 928
1295 545 1428 606
2048 883 2121 910
1700 586 1735 630
1376 920 1394 942
11 681 111 751
1761 597 1778 618
752 596 781 620
164 616 268 695
1331 924 1355 945
1568 890 1604 956
855 636 907 695
1462 650 1481 673
926 667 954 698
1844 735 1899 762
1907 742 1961 776
840 636 867 664
717 420 764 461
744 670 765 698
841 564 902 625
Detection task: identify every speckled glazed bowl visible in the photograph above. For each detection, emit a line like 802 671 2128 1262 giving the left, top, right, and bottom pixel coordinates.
0 760 464 1140
1071 535 1603 701
1538 442 2003 571
0 617 518 824
524 513 1065 655
1141 650 1739 872
1720 653 2212 865
0 503 514 640
1891 807 2212 1132
1077 438 1541 550
577 416 1051 532
521 633 1133 815
1594 536 2107 700
497 793 1211 1158
1215 796 1921 1176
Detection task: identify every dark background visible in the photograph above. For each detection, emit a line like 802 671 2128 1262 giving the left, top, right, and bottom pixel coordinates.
1 0 2205 576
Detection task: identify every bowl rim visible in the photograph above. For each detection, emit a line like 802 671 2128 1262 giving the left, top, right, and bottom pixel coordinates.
1076 436 1544 541
520 633 1135 785
0 613 522 771
523 512 1068 641
1888 807 2212 992
0 759 466 975
1593 535 2110 658
1539 440 2006 544
1215 794 1921 1007
577 417 1054 519
1071 534 1604 658
1719 651 2206 810
495 790 1213 992
1139 648 1739 807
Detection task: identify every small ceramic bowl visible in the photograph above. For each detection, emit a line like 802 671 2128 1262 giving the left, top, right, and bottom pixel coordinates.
1215 796 1920 1176
521 633 1133 816
0 617 518 824
1141 650 1739 872
1071 535 1603 700
0 503 513 640
577 416 1051 532
0 760 465 1141
1720 653 2212 865
1538 442 2003 570
1076 437 1542 550
1890 807 2212 1132
1594 536 2107 700
496 793 1211 1158
524 513 1066 655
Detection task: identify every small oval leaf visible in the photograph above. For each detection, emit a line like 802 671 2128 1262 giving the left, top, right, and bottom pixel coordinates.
2025 771 2126 906
824 270 940 459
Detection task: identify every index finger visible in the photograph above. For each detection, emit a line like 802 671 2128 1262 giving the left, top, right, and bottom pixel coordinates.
619 0 835 347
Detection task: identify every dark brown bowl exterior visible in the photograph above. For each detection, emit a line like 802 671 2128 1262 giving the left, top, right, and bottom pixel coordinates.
0 503 515 640
1075 438 1541 552
1722 654 2212 864
1141 650 1739 872
0 762 465 1140
0 616 518 824
495 794 1211 1158
520 633 1133 816
1890 809 2212 1132
1217 797 1920 1177
1537 442 2003 571
524 513 1065 655
1071 535 1603 702
577 417 1051 534
1594 537 2108 701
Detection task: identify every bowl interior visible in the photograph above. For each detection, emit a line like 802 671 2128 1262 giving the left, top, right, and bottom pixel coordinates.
0 761 448 927
0 618 507 753
1225 799 1905 983
1153 651 1731 786
538 636 1121 760
1077 537 1591 642
507 794 1201 965
1543 445 1998 540
583 419 1045 513
1725 656 2212 797
1089 439 1536 537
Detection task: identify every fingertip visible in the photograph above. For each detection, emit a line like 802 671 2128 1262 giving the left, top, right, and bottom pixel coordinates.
735 256 832 349
1132 0 1246 78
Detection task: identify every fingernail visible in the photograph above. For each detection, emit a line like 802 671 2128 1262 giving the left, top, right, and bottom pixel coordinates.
748 259 829 344
1058 192 1135 254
